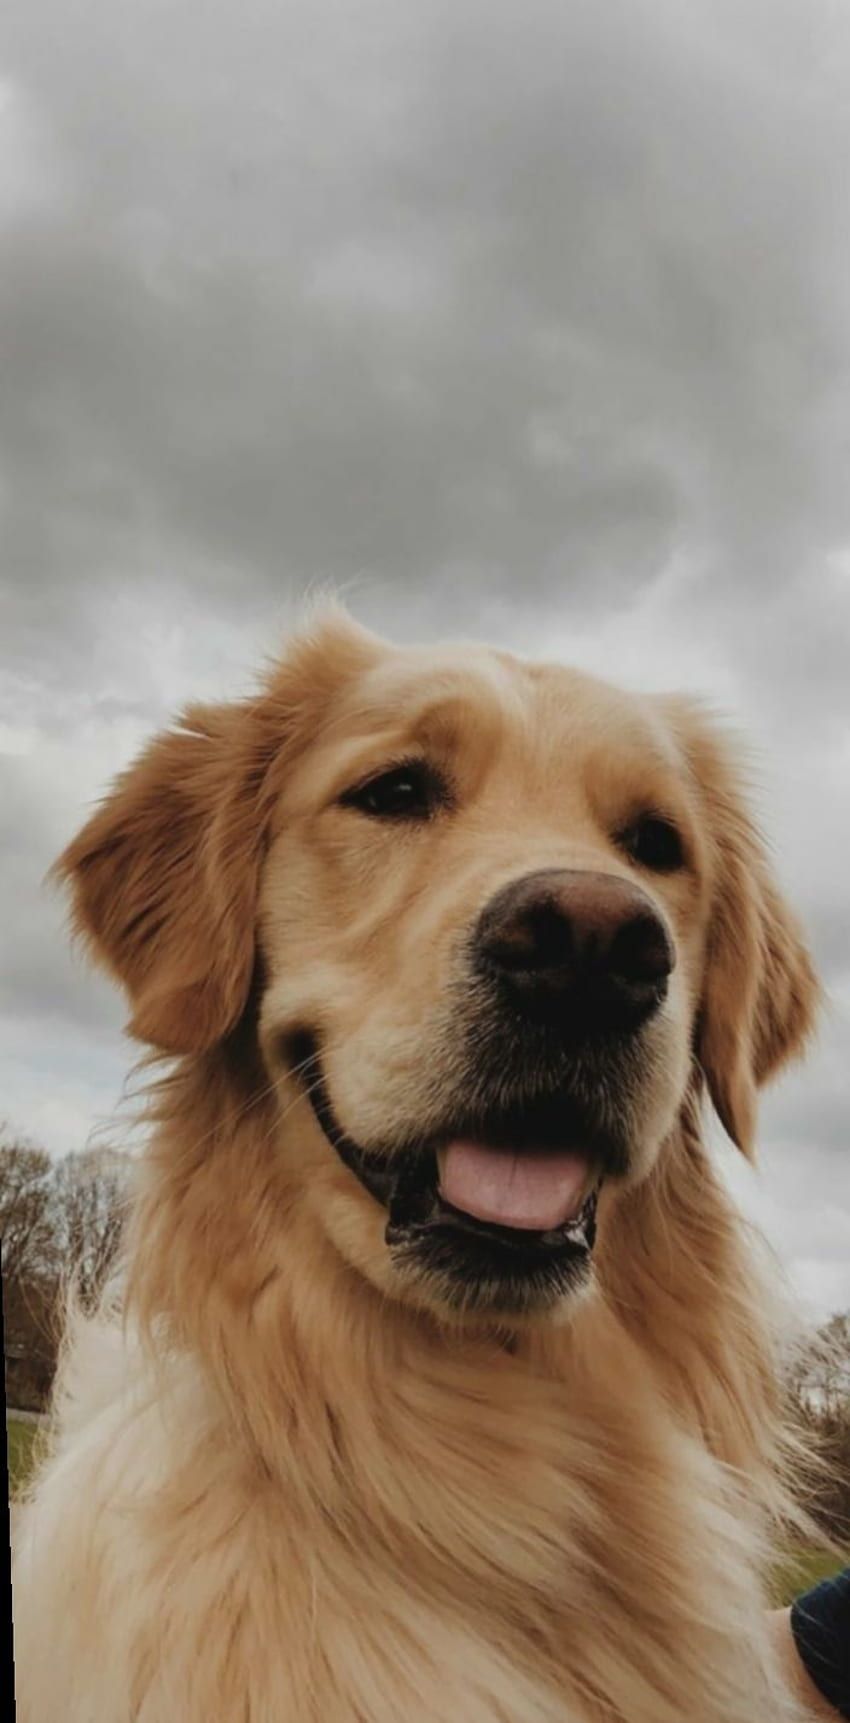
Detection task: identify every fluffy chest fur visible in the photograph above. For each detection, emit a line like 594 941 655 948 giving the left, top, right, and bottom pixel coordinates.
13 1269 801 1723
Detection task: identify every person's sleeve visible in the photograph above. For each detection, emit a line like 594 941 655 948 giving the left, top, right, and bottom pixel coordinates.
790 1566 850 1718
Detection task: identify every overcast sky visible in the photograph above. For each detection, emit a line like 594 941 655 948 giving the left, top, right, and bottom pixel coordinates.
1 0 848 1319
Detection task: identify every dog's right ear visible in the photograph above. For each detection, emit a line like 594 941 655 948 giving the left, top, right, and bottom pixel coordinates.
52 700 282 1055
52 608 383 1055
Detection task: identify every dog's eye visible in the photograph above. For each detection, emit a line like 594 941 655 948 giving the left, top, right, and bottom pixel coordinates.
618 814 685 872
339 761 444 821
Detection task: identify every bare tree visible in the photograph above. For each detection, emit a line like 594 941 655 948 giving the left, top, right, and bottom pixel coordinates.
2 1134 132 1408
785 1311 850 1540
789 1313 850 1421
0 1136 57 1286
48 1148 130 1310
1 1133 62 1409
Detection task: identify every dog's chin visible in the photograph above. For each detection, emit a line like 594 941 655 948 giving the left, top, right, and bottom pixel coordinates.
287 1030 631 1320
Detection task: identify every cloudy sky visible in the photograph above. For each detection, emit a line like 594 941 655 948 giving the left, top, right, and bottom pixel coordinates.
1 0 848 1318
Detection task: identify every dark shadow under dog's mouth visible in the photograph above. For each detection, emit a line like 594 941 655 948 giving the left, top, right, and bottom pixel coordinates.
285 1031 628 1299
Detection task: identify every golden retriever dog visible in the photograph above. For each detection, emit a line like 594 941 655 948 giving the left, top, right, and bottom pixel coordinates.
12 606 822 1722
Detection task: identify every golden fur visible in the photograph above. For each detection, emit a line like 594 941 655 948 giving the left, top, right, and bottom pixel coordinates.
12 607 823 1721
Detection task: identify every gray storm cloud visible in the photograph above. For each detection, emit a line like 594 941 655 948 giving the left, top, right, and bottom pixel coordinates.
1 0 848 1313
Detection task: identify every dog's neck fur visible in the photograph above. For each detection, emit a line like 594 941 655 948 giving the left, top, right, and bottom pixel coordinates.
126 1047 794 1483
113 1050 807 1722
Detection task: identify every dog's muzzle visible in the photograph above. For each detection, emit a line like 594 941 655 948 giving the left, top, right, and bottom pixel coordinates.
287 1029 621 1314
285 869 672 1313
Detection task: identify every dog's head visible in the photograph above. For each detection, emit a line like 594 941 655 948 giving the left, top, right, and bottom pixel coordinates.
56 609 819 1325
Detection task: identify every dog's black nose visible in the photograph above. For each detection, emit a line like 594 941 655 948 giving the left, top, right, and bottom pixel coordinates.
474 868 674 1032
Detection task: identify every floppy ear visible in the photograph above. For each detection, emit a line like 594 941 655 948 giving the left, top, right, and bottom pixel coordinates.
52 607 383 1055
671 703 821 1157
52 700 281 1054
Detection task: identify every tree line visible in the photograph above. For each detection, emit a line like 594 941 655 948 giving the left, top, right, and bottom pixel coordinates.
788 1310 850 1541
1 1133 129 1410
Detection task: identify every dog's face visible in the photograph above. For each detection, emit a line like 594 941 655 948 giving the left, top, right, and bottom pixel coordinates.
56 611 818 1327
257 642 706 1320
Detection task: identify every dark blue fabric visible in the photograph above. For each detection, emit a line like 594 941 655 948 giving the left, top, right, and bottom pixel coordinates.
790 1566 850 1717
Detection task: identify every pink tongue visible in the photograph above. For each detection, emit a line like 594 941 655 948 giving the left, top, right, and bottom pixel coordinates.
439 1139 590 1231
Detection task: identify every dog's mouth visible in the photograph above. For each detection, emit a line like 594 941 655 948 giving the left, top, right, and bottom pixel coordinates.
288 1031 615 1305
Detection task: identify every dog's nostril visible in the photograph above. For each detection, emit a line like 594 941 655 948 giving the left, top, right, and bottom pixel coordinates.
608 912 675 987
483 899 575 974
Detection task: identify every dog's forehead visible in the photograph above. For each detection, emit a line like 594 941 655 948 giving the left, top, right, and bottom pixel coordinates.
271 638 690 827
334 641 678 765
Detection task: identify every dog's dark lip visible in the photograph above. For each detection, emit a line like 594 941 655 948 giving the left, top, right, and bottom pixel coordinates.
391 1182 600 1257
288 1028 400 1209
286 1028 608 1254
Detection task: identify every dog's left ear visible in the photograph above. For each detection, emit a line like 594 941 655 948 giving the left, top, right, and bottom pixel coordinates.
666 701 821 1158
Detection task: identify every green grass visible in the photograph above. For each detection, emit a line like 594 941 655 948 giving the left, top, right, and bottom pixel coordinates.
6 1416 41 1497
771 1544 849 1606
